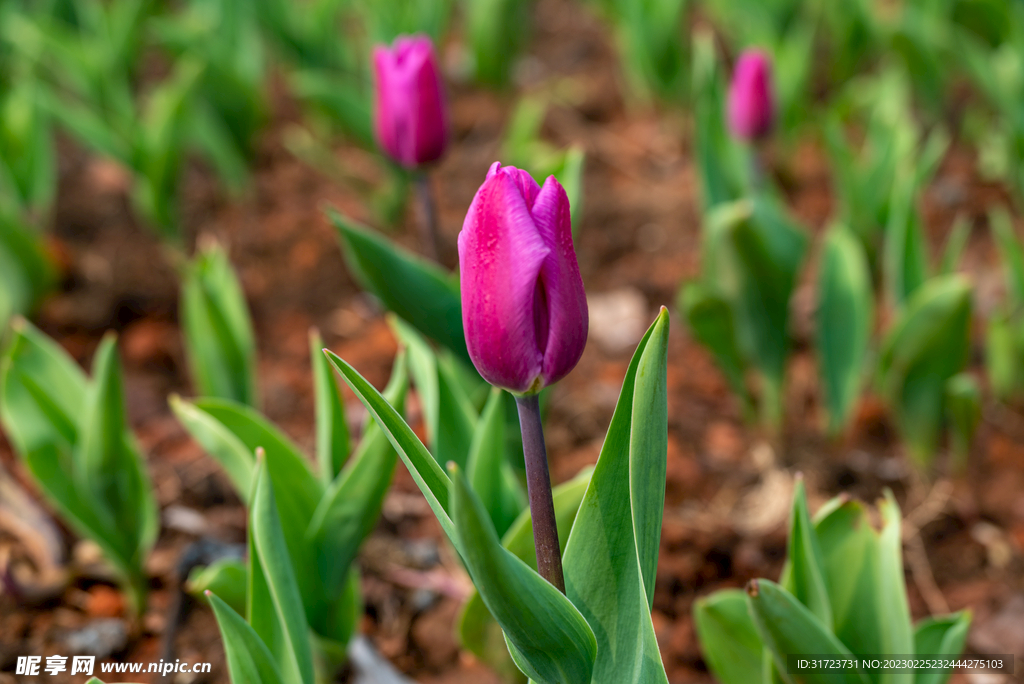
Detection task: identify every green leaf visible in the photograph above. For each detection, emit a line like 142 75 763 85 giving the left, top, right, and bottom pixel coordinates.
679 281 751 413
305 351 407 630
875 492 914 684
457 467 591 682
325 350 454 543
208 591 287 684
938 214 970 276
989 207 1024 305
883 174 930 309
781 478 833 630
561 308 671 683
813 498 885 665
945 373 980 468
450 465 597 684
250 459 316 684
913 612 970 684
390 315 477 469
722 198 808 426
0 318 87 456
692 30 740 209
878 275 972 465
180 240 257 406
0 216 54 328
985 311 1018 401
746 579 869 684
170 394 255 501
329 210 469 364
188 558 247 616
693 589 763 684
467 387 525 537
310 328 350 482
816 225 873 434
77 334 158 573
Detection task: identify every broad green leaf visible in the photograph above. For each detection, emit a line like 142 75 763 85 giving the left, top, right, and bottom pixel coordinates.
76 334 158 585
945 373 981 468
208 591 286 684
746 579 869 684
883 174 930 309
990 207 1024 306
310 328 350 482
913 612 970 684
180 240 257 406
813 499 884 666
457 467 591 683
329 210 469 364
250 460 315 684
781 479 832 630
692 30 739 209
938 215 970 276
724 197 807 425
817 225 873 434
306 351 407 617
390 316 477 468
985 312 1017 401
693 589 763 684
188 557 247 616
562 308 671 683
450 466 597 684
878 276 972 465
0 318 87 455
0 216 54 328
679 281 751 412
170 394 255 501
875 492 914 684
325 351 454 543
631 308 669 607
467 387 525 537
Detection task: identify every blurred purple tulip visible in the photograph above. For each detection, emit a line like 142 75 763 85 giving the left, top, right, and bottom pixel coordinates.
372 35 449 168
727 50 775 141
458 163 588 395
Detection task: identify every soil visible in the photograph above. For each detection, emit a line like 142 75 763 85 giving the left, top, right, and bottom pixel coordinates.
2 0 1023 682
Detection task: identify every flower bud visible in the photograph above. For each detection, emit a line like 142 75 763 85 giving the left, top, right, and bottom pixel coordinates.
458 163 588 394
372 35 449 168
727 50 775 141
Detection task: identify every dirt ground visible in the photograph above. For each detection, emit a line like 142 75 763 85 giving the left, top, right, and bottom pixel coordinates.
1 0 1023 682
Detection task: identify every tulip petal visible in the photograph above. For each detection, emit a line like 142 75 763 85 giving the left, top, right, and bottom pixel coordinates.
372 47 401 162
530 176 589 386
459 170 550 393
405 39 448 166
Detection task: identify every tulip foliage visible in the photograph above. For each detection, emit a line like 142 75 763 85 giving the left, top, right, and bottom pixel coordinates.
327 308 672 684
0 320 158 614
172 330 408 680
180 239 258 407
680 197 808 427
694 480 971 684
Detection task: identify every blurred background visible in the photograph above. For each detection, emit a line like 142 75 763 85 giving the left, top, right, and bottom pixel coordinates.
1 0 1023 682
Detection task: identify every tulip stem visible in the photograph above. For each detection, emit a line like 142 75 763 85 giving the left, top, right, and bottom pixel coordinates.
414 172 441 262
515 394 565 593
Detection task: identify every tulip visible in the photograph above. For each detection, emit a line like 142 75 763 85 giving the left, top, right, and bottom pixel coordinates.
458 162 588 592
372 35 449 169
458 162 589 395
727 49 775 141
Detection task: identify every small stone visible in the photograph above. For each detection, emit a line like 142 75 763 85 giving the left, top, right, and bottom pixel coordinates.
588 288 649 355
63 618 127 658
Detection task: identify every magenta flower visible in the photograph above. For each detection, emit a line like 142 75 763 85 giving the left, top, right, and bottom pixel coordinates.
372 35 449 169
727 50 775 141
458 163 588 395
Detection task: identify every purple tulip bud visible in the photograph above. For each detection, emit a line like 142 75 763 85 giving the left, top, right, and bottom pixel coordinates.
727 50 775 141
458 163 588 395
372 35 449 169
